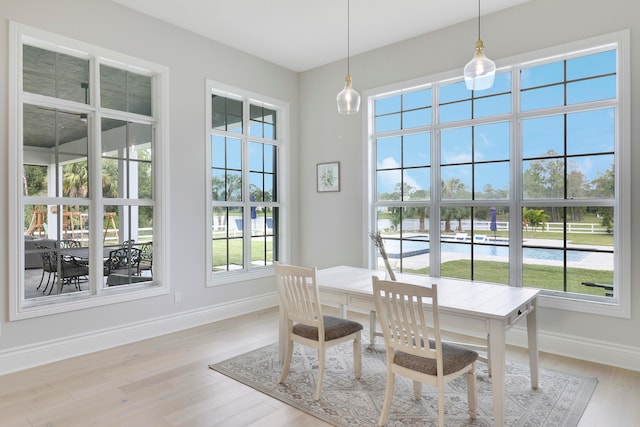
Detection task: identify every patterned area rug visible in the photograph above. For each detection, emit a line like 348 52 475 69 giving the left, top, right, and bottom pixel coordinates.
209 338 596 426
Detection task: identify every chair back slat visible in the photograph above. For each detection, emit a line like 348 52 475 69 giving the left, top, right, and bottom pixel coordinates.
276 263 322 329
373 277 441 362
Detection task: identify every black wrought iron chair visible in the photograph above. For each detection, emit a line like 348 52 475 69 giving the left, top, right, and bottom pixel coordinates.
105 247 142 285
35 243 57 293
137 242 153 276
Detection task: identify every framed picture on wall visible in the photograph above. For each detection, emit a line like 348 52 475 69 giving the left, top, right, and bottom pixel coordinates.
317 161 340 192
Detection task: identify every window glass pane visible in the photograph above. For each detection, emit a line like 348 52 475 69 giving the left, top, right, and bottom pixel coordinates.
377 170 401 200
523 115 564 158
375 113 401 132
101 65 126 111
129 123 153 200
402 108 431 128
589 160 615 199
403 132 430 167
476 72 511 96
474 93 511 117
264 144 275 173
567 109 614 155
23 45 90 104
24 203 92 297
439 100 471 123
211 136 225 168
212 207 243 272
101 65 152 115
375 95 400 115
212 95 242 132
567 75 616 104
521 85 564 111
475 162 509 199
102 119 150 200
439 81 470 104
127 72 152 116
569 154 614 199
523 157 565 199
441 127 472 165
474 122 510 162
403 88 431 110
376 136 401 169
567 50 616 80
522 205 614 295
472 206 510 284
249 105 277 139
440 207 472 280
441 168 471 200
521 61 564 89
23 165 48 197
226 138 242 170
403 168 430 200
250 206 275 265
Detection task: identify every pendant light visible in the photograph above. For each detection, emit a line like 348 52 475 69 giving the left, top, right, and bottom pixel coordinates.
336 0 361 114
464 0 496 91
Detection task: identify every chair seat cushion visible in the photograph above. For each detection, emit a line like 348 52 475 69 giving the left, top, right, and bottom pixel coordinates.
394 341 478 376
293 315 363 341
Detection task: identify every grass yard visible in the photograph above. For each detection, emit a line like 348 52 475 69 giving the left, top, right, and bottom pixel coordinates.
405 260 613 296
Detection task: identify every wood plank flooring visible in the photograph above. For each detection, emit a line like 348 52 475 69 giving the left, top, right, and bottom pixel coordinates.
0 308 638 426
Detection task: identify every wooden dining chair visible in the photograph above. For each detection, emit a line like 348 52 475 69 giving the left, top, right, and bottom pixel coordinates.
275 262 363 400
372 276 478 427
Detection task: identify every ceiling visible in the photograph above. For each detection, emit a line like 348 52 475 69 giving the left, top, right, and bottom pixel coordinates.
111 0 534 72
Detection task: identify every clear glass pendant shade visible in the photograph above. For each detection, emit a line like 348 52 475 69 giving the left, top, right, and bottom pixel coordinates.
337 74 361 115
464 40 496 91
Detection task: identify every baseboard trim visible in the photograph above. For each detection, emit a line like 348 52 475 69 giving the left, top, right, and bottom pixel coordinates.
0 293 279 375
508 326 640 372
1 295 638 375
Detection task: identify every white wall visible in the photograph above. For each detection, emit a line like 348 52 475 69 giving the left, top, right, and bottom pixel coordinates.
1 0 639 373
298 0 640 369
0 0 300 371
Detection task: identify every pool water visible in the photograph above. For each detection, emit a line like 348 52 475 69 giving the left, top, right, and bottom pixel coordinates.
384 239 589 262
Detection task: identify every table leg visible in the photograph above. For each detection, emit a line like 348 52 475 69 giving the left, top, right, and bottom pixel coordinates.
488 319 506 427
527 300 539 389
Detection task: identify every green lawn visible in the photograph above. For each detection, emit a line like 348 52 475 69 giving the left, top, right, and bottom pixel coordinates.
405 260 613 296
212 237 273 268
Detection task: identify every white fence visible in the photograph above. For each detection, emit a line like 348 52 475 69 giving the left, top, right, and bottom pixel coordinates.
378 218 609 234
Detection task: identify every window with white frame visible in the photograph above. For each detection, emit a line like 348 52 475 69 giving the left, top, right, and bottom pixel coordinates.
205 81 285 285
9 23 168 319
367 31 629 315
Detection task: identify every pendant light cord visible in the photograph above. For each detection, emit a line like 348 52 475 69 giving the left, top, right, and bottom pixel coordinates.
347 0 351 75
477 0 481 40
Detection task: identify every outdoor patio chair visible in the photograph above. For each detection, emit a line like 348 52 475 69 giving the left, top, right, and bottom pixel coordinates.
104 247 142 278
137 241 153 276
34 243 57 293
275 262 363 400
372 276 478 427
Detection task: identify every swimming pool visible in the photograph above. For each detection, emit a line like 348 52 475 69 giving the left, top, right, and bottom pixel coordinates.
384 239 589 262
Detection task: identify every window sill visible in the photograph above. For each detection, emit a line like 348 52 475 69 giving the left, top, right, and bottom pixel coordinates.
12 284 168 321
207 266 274 287
538 291 630 319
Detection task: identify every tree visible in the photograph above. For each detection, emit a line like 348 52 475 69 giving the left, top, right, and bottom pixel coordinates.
591 163 615 233
441 178 469 233
523 208 550 237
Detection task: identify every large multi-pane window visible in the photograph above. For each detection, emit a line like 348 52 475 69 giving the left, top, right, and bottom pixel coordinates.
206 83 284 284
10 23 167 318
368 32 628 313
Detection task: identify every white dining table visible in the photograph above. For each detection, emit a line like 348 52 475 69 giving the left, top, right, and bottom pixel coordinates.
277 265 540 427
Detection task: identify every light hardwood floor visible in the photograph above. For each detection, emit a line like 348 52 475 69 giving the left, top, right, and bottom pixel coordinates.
1 308 638 427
